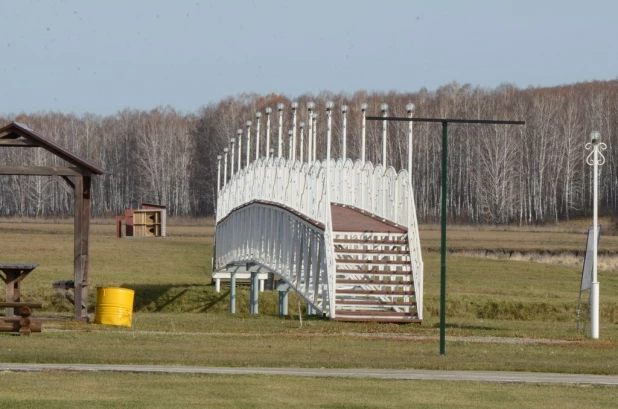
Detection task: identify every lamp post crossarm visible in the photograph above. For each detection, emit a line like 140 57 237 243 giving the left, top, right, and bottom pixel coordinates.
366 116 525 125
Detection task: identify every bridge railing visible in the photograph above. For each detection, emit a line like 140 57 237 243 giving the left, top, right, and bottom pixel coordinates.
216 202 332 315
217 157 327 225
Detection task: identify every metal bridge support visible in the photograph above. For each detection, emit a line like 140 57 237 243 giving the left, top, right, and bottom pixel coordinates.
277 281 289 316
229 269 236 314
250 269 259 315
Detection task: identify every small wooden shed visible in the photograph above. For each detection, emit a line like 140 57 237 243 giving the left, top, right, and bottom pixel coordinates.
0 122 109 321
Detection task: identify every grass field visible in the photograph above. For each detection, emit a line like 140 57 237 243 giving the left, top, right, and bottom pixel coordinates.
2 372 617 409
1 217 617 407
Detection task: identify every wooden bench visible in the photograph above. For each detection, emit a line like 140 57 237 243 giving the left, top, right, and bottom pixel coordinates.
0 302 43 336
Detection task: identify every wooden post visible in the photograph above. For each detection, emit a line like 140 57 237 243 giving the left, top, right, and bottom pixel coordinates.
74 175 91 321
5 273 17 318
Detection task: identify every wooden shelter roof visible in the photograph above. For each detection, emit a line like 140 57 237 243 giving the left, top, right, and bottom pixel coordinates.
0 121 108 321
0 121 109 175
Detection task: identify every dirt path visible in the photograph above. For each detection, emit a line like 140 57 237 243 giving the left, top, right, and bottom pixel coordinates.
1 362 617 385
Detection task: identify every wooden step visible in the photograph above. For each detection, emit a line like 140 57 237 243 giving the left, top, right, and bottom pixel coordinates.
334 249 409 255
335 259 410 265
336 289 415 296
336 279 412 285
337 299 416 306
336 269 412 275
333 238 407 245
334 316 422 323
335 310 418 317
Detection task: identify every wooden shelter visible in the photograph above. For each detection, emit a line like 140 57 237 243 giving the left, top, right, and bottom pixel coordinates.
0 122 108 321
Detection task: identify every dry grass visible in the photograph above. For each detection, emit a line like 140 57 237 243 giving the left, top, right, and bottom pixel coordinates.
420 215 616 234
420 228 618 255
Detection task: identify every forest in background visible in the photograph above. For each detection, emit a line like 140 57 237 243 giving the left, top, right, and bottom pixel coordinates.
0 80 617 225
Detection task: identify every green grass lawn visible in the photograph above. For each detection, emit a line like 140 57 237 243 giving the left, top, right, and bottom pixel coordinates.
2 372 617 409
1 218 617 406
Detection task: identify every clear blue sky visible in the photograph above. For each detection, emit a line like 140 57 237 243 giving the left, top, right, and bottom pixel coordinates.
1 0 616 116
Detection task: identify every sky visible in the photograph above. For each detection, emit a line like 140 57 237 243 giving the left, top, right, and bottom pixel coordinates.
1 0 617 116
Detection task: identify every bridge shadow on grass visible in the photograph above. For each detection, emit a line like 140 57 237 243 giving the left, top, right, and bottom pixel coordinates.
195 289 230 313
121 284 216 313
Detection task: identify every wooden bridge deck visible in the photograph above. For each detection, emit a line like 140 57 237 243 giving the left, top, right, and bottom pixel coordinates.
330 204 406 233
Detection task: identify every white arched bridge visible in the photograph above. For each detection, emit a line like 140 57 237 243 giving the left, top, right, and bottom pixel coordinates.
213 102 423 323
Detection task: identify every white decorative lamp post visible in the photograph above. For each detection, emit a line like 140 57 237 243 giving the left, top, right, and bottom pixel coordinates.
381 103 388 167
325 101 334 216
255 112 262 161
245 121 252 167
299 122 305 163
586 130 606 339
291 101 298 160
229 139 235 177
361 102 367 163
223 148 228 186
277 103 285 158
217 155 222 193
312 113 318 161
307 102 315 162
236 129 243 172
326 101 334 167
265 107 272 159
341 104 348 161
406 103 415 176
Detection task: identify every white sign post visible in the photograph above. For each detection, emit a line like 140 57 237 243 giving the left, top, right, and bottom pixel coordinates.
585 131 606 339
577 226 600 332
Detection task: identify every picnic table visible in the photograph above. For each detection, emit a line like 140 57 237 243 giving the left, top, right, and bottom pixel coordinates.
0 262 39 318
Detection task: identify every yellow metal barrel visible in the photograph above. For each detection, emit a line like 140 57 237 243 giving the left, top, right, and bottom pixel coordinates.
94 287 135 327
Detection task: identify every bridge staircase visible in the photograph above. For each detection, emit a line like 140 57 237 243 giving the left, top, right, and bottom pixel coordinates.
331 205 420 323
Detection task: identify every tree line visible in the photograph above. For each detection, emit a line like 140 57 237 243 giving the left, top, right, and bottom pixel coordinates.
1 80 616 224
